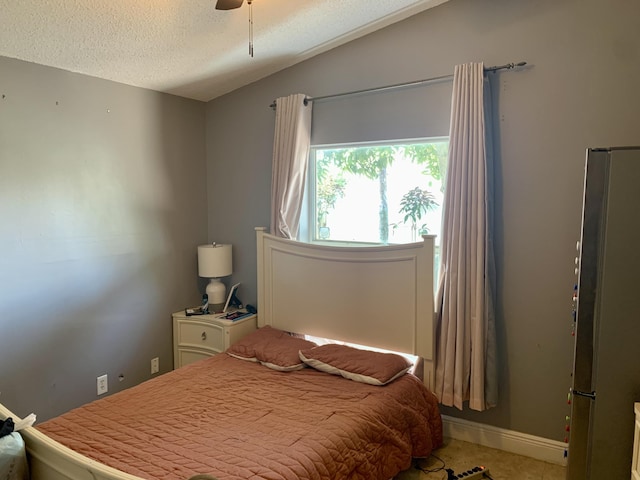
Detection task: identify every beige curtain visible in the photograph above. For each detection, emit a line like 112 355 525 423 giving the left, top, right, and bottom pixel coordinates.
270 93 312 239
435 62 498 411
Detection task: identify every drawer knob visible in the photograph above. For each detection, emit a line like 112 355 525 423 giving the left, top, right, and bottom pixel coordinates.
201 331 207 341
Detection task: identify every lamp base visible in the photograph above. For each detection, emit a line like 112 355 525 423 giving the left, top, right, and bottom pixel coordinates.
208 302 225 314
206 278 226 313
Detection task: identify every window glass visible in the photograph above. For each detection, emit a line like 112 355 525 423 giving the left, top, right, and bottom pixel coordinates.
308 139 448 247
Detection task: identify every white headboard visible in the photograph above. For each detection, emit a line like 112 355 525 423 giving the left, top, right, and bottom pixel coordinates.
255 227 436 389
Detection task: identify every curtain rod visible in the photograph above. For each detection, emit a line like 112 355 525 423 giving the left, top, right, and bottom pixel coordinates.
269 61 527 109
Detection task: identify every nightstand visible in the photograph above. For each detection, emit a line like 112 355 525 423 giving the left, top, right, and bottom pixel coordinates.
172 310 257 369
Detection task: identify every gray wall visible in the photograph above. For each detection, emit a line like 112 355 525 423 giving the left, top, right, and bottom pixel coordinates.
205 0 640 441
2 0 638 442
0 57 207 421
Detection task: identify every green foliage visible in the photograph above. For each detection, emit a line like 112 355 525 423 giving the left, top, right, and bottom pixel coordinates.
315 141 448 243
399 186 439 235
323 146 398 179
404 142 448 189
316 175 346 228
321 146 397 242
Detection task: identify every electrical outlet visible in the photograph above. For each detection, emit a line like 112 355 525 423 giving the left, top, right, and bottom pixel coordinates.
151 357 159 374
97 374 108 395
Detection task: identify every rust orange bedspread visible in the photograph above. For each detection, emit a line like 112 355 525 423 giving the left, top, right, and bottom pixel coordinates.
39 354 442 480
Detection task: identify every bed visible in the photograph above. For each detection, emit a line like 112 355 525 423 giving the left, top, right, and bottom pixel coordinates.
0 228 441 480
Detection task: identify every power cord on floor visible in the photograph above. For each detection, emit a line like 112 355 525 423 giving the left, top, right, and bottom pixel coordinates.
413 452 447 475
412 454 494 480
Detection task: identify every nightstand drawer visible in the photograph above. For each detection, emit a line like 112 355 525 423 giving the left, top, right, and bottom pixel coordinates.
178 349 212 367
172 311 257 369
177 321 225 352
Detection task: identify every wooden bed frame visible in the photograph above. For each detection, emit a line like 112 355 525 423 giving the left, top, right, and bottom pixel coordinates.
256 228 436 388
0 228 436 480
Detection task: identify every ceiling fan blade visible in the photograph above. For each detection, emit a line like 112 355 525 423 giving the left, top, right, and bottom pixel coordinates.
215 0 244 10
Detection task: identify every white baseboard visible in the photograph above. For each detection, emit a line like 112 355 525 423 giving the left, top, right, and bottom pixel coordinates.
442 415 568 466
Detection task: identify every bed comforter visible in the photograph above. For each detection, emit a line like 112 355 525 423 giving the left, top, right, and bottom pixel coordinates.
39 354 442 480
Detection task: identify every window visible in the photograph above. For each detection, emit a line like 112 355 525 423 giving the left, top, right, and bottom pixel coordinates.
304 139 448 247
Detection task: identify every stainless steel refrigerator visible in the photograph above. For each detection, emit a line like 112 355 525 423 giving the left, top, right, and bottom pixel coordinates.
567 146 640 479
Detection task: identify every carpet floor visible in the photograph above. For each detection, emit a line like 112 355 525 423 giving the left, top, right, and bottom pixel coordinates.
395 438 566 480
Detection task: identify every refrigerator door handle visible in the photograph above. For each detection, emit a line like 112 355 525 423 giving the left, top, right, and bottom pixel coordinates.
572 389 596 400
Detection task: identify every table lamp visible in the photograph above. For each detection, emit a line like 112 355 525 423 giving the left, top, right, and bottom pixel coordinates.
197 243 232 313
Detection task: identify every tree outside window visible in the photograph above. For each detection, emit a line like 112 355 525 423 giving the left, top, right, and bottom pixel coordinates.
312 140 448 245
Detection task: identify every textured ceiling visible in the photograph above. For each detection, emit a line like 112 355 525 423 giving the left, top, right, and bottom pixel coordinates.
0 0 449 102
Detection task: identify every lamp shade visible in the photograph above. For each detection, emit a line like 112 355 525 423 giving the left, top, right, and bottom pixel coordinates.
197 244 232 278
